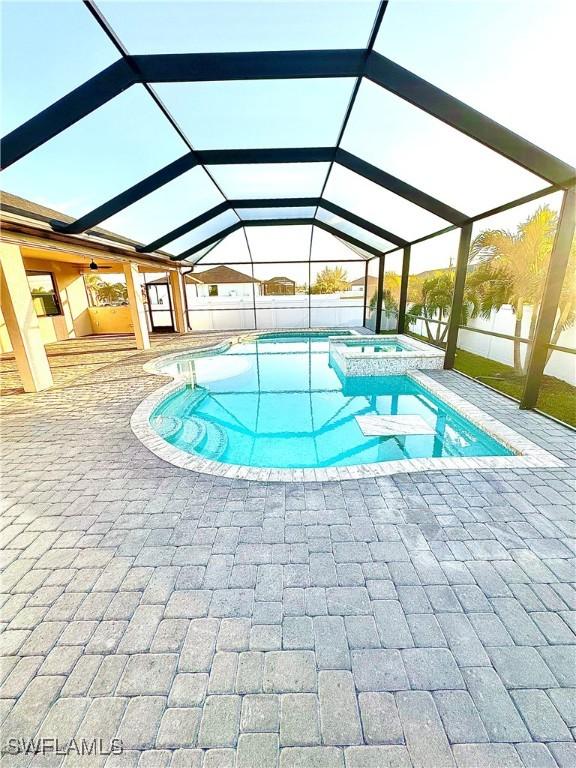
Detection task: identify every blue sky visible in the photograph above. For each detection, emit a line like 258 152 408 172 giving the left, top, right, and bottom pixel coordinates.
1 0 573 263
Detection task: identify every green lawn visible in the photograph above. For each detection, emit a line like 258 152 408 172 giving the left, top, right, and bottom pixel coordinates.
401 330 575 427
454 348 576 428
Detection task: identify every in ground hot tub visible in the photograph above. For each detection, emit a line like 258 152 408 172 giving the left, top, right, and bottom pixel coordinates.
329 334 444 377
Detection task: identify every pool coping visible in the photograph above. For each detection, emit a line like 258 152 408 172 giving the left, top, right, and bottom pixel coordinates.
131 333 564 482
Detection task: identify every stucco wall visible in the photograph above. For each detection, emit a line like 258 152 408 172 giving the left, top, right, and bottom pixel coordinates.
88 305 133 334
0 308 12 353
1 258 92 353
194 282 258 299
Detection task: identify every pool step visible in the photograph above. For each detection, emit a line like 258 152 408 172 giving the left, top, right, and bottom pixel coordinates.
171 387 228 459
180 417 207 448
179 415 228 461
150 414 183 441
179 386 209 418
198 419 228 460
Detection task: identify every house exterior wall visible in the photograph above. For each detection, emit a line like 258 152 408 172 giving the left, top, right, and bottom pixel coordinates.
88 306 134 334
0 308 12 353
0 244 53 390
194 282 258 298
1 257 92 352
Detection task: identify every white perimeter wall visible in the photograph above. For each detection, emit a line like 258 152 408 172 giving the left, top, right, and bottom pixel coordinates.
408 303 575 386
186 292 364 331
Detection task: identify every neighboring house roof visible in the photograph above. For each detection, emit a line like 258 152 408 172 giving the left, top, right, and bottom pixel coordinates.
189 265 260 284
148 274 203 285
183 273 202 284
263 276 296 284
349 275 378 287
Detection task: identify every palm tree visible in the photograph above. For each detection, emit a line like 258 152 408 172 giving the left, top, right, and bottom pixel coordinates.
407 271 465 344
84 273 103 306
368 286 399 313
383 271 402 304
469 205 563 375
83 274 128 306
97 282 127 305
406 265 498 345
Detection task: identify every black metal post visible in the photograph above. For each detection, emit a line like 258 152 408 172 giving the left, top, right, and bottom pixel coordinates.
308 259 312 329
397 245 411 333
375 255 385 333
444 223 473 369
520 185 576 409
250 262 258 331
362 260 369 327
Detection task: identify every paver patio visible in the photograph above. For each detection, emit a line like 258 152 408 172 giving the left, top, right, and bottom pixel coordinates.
1 334 575 767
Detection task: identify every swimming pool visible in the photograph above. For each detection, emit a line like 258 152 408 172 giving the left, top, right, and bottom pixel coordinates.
147 332 513 469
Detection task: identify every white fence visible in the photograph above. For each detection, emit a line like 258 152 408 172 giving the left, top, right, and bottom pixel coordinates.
408 303 575 386
186 292 364 331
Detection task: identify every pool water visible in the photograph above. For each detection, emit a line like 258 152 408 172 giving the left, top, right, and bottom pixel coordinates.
151 333 512 468
352 344 408 353
341 339 413 353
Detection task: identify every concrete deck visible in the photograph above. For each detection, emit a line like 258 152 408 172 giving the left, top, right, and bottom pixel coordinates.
1 333 575 767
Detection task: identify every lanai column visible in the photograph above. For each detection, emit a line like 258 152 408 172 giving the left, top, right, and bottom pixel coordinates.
123 262 150 350
0 243 53 392
169 269 187 334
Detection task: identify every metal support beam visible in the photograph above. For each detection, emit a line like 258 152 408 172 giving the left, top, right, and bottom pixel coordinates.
397 245 411 332
141 196 407 254
375 255 385 333
362 259 369 327
309 220 385 259
3 47 574 190
200 147 333 165
60 149 333 238
178 222 243 261
337 149 466 224
141 201 231 253
58 154 198 235
321 200 406 246
133 49 365 82
0 60 136 169
366 51 576 187
176 218 388 262
520 185 576 409
444 223 473 369
47 145 457 243
0 52 363 169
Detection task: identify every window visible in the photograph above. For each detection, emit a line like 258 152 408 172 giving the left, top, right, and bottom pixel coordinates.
209 285 218 297
26 271 62 317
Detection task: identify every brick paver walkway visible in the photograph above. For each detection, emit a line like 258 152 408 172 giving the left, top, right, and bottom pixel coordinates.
1 334 575 767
